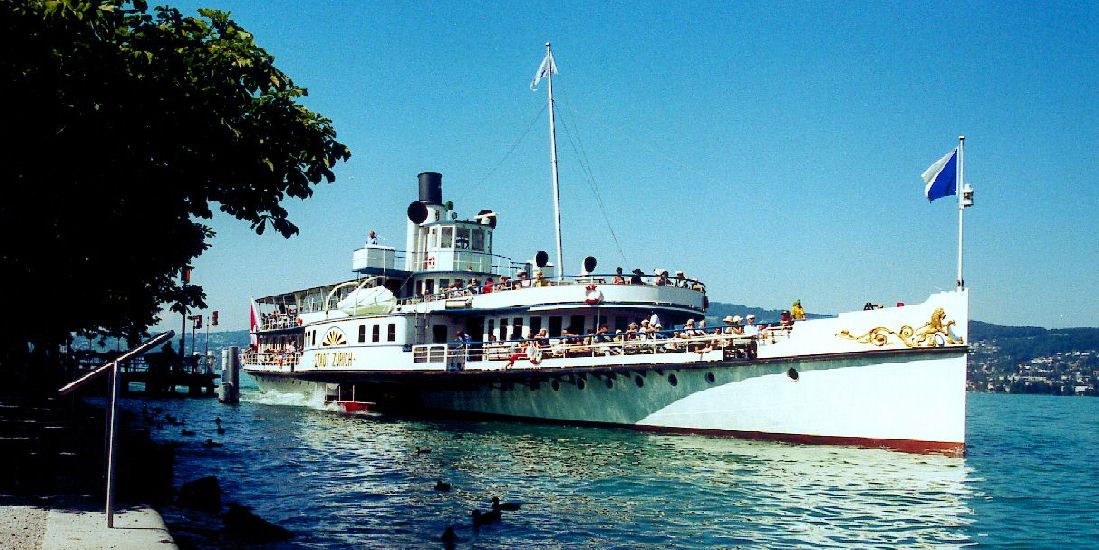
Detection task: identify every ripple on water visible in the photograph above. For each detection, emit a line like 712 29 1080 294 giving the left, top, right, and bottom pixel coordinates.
121 390 1099 548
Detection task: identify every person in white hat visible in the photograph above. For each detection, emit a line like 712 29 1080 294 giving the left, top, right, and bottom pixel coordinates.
674 270 687 288
744 314 760 337
722 315 737 335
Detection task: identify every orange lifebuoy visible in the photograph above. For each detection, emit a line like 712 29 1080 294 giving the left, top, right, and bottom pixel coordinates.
584 284 603 305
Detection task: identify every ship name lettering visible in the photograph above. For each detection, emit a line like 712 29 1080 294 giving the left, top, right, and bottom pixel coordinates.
314 352 354 368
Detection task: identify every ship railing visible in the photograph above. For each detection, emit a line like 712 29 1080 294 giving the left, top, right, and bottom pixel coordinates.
257 312 301 332
397 272 705 306
241 350 302 369
536 332 756 360
420 330 760 370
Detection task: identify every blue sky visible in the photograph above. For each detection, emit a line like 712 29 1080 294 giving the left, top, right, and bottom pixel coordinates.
159 0 1099 332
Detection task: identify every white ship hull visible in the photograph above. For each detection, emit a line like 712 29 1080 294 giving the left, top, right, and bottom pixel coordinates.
249 294 967 456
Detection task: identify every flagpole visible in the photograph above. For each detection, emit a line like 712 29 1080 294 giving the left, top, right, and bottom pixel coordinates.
956 135 965 289
545 42 564 281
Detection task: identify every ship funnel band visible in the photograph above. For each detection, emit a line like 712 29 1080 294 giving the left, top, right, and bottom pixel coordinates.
417 172 443 205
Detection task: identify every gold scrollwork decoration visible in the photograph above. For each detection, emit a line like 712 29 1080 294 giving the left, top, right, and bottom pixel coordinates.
837 307 964 348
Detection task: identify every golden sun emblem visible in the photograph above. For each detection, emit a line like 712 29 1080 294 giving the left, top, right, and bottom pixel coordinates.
837 307 964 348
321 327 347 347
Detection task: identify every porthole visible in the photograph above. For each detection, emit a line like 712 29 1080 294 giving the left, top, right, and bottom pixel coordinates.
577 379 586 390
787 368 799 381
705 372 715 384
635 376 645 388
668 374 678 386
551 380 560 391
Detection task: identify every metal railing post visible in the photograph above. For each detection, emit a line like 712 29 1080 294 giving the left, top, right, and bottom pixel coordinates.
105 360 120 527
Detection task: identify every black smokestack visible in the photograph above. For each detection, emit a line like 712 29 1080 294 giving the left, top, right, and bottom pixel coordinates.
417 172 443 205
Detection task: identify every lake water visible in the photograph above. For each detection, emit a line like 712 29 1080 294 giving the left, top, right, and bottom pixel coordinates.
130 383 1099 548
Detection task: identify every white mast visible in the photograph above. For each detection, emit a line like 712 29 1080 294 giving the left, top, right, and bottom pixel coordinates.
544 43 564 281
956 135 965 289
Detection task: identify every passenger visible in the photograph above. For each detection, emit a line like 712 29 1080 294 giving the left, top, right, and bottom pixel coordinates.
792 299 806 321
654 269 669 286
743 314 760 337
567 328 584 345
625 322 639 341
534 270 548 287
482 277 494 294
722 315 737 334
678 319 696 340
630 268 644 285
595 325 612 343
368 229 378 245
612 267 626 285
674 271 687 288
499 275 511 290
780 310 793 327
695 319 708 337
639 319 651 339
468 278 480 294
516 270 529 288
535 328 550 347
730 316 745 335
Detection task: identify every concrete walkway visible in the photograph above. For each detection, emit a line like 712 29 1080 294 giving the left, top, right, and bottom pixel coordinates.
2 497 176 550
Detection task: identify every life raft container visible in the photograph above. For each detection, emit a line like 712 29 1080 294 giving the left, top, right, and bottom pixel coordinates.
584 285 604 305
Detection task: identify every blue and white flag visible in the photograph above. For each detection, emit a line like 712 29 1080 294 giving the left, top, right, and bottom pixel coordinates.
922 148 958 202
530 51 558 91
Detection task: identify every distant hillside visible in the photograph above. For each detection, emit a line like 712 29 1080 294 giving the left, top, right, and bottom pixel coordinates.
970 321 1099 363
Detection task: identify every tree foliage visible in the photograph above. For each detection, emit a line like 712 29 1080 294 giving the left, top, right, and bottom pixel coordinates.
0 0 350 361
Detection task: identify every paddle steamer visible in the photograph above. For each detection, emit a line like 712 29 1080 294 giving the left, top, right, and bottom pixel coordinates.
243 44 968 455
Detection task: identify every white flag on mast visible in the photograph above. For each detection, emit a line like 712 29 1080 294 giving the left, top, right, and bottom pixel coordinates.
530 50 558 91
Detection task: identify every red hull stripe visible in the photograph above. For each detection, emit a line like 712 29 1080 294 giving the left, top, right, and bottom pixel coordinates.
631 424 965 457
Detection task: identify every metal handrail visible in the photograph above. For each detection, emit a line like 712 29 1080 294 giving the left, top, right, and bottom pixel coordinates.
56 330 174 529
58 331 175 395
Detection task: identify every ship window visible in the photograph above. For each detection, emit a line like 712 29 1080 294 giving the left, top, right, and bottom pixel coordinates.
441 227 453 249
456 227 471 249
487 320 495 341
513 318 524 339
429 227 438 246
529 316 542 336
372 325 380 343
358 325 366 343
568 315 585 335
311 330 316 346
415 280 423 297
500 318 509 341
471 229 484 251
433 325 447 343
614 315 627 332
425 279 435 295
548 316 562 337
440 279 449 291
485 232 492 253
387 323 396 342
